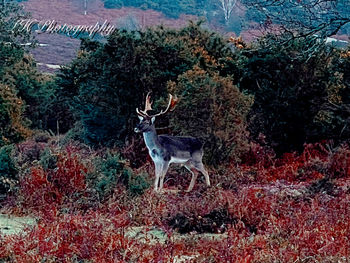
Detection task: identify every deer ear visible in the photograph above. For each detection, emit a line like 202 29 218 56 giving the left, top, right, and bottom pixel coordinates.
138 115 143 121
151 116 155 124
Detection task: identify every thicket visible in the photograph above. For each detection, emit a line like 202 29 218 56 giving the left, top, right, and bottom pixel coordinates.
56 25 350 163
0 145 17 200
89 151 150 199
238 35 350 155
0 3 63 138
57 23 235 148
168 66 253 165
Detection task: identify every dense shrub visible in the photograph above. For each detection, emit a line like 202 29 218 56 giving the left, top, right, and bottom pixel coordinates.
0 84 31 146
90 152 132 199
18 150 89 211
321 48 350 140
57 25 349 165
168 65 253 165
6 55 61 132
0 145 17 200
1 51 66 134
90 152 151 199
128 171 151 195
1 3 61 134
58 23 233 147
238 36 350 155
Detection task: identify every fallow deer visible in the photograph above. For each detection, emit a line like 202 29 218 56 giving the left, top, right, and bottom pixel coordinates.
134 93 210 192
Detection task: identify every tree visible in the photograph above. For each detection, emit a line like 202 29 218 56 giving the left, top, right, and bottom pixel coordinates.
168 65 253 165
0 0 32 45
243 0 350 38
218 0 238 23
238 34 350 154
0 84 30 146
1 1 61 135
0 1 32 145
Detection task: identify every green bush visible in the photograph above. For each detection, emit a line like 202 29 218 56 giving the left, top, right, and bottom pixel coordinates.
0 145 18 200
128 172 151 195
3 54 66 134
238 35 350 154
0 84 31 146
318 48 350 142
58 23 232 147
90 152 132 199
89 151 151 198
39 148 58 170
168 65 253 166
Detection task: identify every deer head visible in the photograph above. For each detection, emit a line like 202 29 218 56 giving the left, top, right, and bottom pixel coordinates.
134 92 178 133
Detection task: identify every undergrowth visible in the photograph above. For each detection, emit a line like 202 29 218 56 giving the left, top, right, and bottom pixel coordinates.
0 138 349 262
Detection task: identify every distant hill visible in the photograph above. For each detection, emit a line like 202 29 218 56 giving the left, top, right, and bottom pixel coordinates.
18 0 349 72
20 0 201 71
102 0 208 18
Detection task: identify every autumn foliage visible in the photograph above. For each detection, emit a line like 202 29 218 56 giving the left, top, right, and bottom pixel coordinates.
0 138 349 262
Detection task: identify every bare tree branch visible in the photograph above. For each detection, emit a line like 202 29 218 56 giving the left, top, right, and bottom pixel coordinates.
242 0 350 38
218 0 238 22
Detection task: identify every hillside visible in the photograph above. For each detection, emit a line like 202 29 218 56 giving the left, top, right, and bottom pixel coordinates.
21 0 349 71
22 0 198 70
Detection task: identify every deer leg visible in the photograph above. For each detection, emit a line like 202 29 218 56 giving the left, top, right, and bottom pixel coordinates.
194 162 210 187
159 162 169 191
154 163 161 192
184 164 198 192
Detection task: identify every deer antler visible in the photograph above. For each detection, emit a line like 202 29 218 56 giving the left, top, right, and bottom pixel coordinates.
136 93 178 118
152 94 178 117
136 92 153 117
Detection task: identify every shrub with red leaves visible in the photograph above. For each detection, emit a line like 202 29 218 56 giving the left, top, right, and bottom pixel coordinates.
19 167 63 209
329 143 350 178
18 149 88 213
0 211 133 262
51 151 87 195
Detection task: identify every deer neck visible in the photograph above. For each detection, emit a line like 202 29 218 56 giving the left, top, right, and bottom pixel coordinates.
143 126 160 151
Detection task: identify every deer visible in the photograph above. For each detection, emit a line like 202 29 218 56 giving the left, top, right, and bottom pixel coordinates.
134 92 211 192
